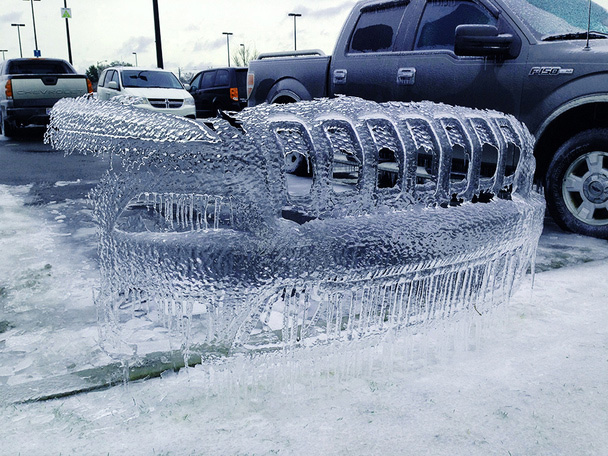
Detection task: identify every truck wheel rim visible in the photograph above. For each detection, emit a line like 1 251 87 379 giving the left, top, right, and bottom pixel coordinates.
562 151 608 226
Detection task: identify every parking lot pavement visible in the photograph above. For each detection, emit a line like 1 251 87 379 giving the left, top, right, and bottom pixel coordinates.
535 216 608 272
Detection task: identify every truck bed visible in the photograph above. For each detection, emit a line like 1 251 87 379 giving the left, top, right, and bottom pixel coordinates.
248 50 330 105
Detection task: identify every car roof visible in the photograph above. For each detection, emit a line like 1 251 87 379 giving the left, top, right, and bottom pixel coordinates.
106 66 173 73
6 57 70 63
200 67 247 72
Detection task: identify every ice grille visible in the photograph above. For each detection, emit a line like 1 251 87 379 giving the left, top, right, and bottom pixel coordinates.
46 96 545 358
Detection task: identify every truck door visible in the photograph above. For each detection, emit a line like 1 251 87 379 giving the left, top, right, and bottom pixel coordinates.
330 1 412 102
392 0 527 117
331 0 527 118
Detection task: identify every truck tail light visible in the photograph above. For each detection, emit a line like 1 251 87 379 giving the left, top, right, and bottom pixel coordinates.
247 72 254 99
5 80 12 99
230 87 239 101
86 78 94 93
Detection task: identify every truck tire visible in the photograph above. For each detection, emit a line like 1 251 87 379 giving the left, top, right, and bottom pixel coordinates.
545 129 608 239
268 94 309 175
283 151 309 175
0 111 16 138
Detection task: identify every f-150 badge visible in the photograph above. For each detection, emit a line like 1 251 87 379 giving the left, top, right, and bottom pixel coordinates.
529 67 574 76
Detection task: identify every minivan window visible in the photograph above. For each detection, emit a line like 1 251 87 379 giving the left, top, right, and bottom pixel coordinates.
98 70 108 87
121 70 182 89
109 70 120 87
100 70 112 87
349 3 409 53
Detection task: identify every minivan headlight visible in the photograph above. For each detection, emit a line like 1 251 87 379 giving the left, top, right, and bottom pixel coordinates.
184 97 195 106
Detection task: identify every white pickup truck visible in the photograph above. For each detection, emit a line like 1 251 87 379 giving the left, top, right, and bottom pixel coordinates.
0 58 92 137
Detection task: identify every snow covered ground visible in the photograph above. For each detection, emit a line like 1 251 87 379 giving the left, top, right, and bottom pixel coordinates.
1 183 607 455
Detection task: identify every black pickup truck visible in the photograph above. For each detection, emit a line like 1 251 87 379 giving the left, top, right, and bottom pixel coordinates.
188 67 248 118
247 0 608 239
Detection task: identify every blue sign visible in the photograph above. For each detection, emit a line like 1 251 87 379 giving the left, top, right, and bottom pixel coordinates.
34 49 41 57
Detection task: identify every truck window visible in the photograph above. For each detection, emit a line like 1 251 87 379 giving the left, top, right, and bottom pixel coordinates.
201 71 216 89
349 3 409 53
215 70 230 87
7 59 73 75
415 0 495 51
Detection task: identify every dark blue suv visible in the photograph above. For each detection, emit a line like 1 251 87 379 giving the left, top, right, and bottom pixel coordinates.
188 67 248 118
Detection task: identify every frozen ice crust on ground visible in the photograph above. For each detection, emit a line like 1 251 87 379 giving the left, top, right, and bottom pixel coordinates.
1 258 607 456
45 96 545 360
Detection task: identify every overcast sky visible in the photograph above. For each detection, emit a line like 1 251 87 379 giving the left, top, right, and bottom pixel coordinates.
2 0 608 79
0 0 356 76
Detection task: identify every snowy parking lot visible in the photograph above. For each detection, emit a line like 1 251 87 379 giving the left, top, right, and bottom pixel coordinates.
1 180 607 455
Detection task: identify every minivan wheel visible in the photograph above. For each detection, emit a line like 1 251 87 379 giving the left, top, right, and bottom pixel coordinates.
545 129 608 239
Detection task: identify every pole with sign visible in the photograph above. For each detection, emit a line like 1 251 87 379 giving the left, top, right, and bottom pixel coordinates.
61 2 73 64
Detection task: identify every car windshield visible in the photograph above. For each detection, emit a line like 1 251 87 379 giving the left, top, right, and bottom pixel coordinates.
121 70 183 89
502 0 608 40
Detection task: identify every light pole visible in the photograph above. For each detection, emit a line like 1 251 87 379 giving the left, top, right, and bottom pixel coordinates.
62 0 72 64
11 24 25 58
152 0 164 68
223 32 233 67
0 50 7 61
288 13 302 51
24 0 41 57
133 52 138 66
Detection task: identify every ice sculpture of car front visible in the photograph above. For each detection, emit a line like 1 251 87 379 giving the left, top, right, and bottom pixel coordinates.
46 96 545 357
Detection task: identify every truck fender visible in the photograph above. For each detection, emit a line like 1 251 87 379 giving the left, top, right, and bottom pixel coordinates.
529 72 608 139
535 93 608 141
267 78 312 104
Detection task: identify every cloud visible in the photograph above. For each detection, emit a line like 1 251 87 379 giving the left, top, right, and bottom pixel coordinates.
192 37 226 54
294 1 354 19
117 36 155 56
0 12 24 23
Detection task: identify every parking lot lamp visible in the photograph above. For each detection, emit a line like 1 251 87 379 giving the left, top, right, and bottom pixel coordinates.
152 0 164 68
288 13 302 50
11 24 25 58
23 0 41 57
62 0 73 64
223 32 233 67
133 52 138 66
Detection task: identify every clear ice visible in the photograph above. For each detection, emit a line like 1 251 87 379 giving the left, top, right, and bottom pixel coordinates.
45 96 545 360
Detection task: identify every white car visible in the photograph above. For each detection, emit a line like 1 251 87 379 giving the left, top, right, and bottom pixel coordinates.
97 67 195 118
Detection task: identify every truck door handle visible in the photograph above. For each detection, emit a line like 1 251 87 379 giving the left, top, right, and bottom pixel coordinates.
333 69 347 85
397 67 416 86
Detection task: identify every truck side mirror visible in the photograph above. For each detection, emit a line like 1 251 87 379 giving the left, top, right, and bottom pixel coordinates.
107 81 119 90
455 24 514 58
